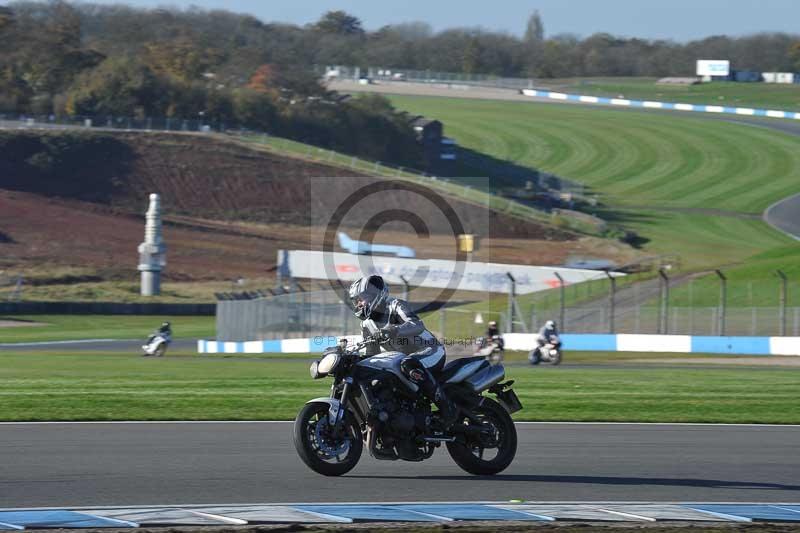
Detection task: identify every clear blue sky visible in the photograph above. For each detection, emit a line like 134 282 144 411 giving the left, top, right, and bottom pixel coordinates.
10 0 799 41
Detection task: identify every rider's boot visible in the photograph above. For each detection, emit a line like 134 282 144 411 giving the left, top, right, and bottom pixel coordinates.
418 377 458 430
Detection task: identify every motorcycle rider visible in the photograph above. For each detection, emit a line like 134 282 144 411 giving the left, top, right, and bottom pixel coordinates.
485 320 504 350
536 320 560 353
348 275 457 428
146 322 172 344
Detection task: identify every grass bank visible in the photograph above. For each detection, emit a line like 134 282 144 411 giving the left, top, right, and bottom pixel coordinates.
387 94 800 272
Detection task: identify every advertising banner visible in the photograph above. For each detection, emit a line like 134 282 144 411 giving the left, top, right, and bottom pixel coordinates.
278 250 622 295
696 60 730 77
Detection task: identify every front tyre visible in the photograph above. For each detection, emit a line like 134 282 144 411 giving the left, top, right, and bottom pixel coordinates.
528 349 541 365
447 397 517 475
294 401 362 476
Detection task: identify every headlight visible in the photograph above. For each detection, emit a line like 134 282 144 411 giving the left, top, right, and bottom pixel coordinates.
309 360 322 379
318 352 341 375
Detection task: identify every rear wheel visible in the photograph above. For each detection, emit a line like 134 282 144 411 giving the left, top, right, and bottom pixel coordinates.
294 402 362 476
447 397 517 475
153 344 166 357
550 349 562 365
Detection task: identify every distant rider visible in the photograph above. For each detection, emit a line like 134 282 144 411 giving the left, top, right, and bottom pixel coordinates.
485 320 504 350
148 321 172 344
348 275 457 427
536 320 560 352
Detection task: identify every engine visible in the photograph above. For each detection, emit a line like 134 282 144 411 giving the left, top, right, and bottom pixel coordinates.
367 381 431 461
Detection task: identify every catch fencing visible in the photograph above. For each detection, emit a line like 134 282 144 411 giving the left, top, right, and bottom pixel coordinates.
216 289 362 342
318 65 536 90
217 274 800 342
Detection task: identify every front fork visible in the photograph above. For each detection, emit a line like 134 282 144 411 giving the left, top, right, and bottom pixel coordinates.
328 377 353 427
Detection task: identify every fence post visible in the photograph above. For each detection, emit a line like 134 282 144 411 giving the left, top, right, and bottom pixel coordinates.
506 273 516 334
400 275 410 302
439 309 447 339
710 307 717 335
658 268 670 334
777 270 788 336
604 270 616 334
715 270 727 336
554 272 565 332
341 299 349 337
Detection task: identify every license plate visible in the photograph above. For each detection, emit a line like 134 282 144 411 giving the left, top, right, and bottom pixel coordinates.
497 388 522 414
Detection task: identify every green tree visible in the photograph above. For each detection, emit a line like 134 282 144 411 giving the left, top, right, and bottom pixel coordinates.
524 10 544 43
65 57 167 117
789 42 800 71
0 6 14 33
143 33 222 83
232 88 278 131
314 11 364 36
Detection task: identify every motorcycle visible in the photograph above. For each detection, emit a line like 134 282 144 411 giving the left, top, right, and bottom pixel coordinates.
294 338 522 477
528 336 562 365
474 335 504 365
142 333 170 357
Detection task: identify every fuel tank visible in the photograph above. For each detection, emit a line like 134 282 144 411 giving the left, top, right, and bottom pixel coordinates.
356 351 419 392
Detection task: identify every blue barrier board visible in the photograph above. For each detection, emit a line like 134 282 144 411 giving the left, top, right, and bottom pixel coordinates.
561 334 616 351
0 511 134 529
690 336 771 355
688 505 800 522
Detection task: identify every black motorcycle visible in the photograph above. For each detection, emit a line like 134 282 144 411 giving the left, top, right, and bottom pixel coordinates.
294 339 522 476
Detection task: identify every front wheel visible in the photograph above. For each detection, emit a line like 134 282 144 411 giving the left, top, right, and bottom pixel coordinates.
447 397 517 475
294 401 362 476
528 349 541 365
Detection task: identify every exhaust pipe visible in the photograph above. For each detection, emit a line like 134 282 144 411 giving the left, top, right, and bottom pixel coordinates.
465 364 505 393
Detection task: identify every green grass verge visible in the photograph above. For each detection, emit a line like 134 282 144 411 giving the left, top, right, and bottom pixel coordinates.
0 315 216 343
541 78 800 113
386 94 800 271
0 351 797 423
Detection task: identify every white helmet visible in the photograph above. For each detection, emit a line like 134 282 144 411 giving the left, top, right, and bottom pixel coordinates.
545 320 556 330
348 275 389 320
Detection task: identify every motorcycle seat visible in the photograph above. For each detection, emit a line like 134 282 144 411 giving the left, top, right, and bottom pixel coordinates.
438 356 488 383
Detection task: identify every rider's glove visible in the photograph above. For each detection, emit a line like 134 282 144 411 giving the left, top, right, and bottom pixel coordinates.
379 325 398 343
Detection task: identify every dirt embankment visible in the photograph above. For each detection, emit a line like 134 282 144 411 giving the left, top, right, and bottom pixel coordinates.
0 130 636 281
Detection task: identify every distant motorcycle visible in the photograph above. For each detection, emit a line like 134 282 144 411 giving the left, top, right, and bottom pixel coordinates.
528 335 562 365
142 332 170 357
294 338 522 476
474 335 504 365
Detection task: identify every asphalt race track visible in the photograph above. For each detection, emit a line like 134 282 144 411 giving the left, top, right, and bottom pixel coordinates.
1 422 798 508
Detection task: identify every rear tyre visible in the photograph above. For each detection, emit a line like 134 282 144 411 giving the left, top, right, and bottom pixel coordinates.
551 350 562 365
294 401 362 476
447 397 517 475
154 344 166 357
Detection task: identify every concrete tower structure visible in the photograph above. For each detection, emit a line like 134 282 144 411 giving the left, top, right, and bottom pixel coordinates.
138 193 167 296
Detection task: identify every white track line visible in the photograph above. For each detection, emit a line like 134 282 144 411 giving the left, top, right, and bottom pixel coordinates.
0 339 119 347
